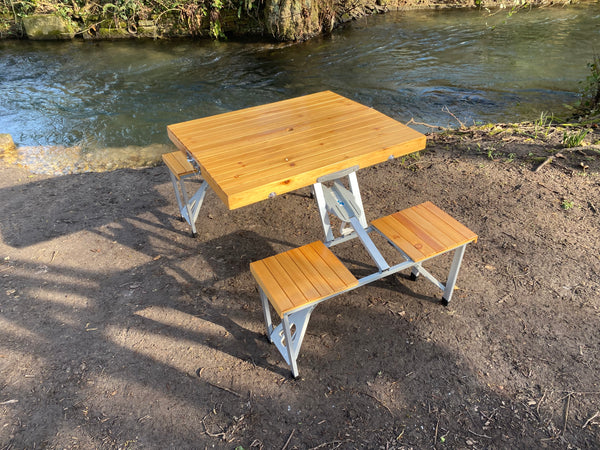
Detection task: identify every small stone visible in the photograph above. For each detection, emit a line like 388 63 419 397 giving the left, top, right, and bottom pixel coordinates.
22 14 75 40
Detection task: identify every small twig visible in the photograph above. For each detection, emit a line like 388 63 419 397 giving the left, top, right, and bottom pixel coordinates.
537 389 548 418
583 411 600 429
561 391 600 395
354 390 394 416
405 118 449 131
206 381 241 397
281 429 295 450
562 392 572 435
442 106 466 129
201 417 226 438
0 399 18 405
50 251 57 263
561 144 600 152
308 441 343 450
433 418 439 447
77 21 104 35
535 155 553 173
468 430 492 439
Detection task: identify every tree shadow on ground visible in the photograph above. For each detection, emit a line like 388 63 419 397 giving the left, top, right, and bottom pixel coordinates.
1 161 599 448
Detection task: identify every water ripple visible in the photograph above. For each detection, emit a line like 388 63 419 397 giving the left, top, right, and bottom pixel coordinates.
0 4 599 173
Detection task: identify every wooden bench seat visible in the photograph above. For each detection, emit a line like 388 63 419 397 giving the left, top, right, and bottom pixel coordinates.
162 150 197 179
250 240 358 317
372 201 477 305
162 151 208 237
250 241 358 378
371 201 478 262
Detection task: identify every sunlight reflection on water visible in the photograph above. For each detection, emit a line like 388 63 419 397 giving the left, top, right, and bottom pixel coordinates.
0 4 598 174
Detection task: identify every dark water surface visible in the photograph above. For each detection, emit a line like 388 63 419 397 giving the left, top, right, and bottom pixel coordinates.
1 4 599 172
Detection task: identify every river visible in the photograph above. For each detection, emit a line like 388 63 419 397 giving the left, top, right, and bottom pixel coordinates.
1 3 599 173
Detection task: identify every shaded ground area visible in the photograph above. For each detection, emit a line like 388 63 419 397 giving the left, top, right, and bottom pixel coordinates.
1 124 599 449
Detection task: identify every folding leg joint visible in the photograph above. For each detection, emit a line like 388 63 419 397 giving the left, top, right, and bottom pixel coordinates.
313 166 368 245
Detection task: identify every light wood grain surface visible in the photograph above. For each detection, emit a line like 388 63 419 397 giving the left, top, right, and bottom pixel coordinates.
168 91 426 210
249 241 359 317
372 201 478 262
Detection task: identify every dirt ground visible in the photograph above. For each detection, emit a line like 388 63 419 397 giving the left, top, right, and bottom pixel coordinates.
1 122 599 449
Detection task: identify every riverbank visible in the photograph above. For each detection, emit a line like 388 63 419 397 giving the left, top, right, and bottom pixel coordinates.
3 119 599 175
0 0 580 41
1 123 599 448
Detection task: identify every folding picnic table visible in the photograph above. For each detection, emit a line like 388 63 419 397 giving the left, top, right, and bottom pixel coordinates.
166 91 477 378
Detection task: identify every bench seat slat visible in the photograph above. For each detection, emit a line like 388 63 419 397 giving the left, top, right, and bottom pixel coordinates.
250 259 296 316
261 256 310 313
286 247 334 298
300 242 358 291
389 211 448 255
277 252 323 301
396 207 459 252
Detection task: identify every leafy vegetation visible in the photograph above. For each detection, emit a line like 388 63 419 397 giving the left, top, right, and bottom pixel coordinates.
562 128 589 148
0 0 245 38
569 54 600 124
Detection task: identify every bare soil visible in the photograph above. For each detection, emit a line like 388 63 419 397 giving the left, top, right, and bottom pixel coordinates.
1 123 599 449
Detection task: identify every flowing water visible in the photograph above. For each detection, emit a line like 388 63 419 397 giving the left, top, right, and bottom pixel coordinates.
1 4 599 174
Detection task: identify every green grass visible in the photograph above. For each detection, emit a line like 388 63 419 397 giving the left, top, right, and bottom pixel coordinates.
562 129 589 148
561 199 575 210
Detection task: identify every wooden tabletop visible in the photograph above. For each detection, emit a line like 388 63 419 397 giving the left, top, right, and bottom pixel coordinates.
167 91 426 210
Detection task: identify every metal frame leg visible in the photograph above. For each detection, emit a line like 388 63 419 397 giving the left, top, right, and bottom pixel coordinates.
169 172 209 237
182 181 208 236
268 306 314 378
282 314 300 378
410 265 421 281
313 171 369 245
313 182 335 243
259 288 274 342
178 177 196 235
441 244 467 306
347 171 368 228
168 172 186 220
349 216 390 272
